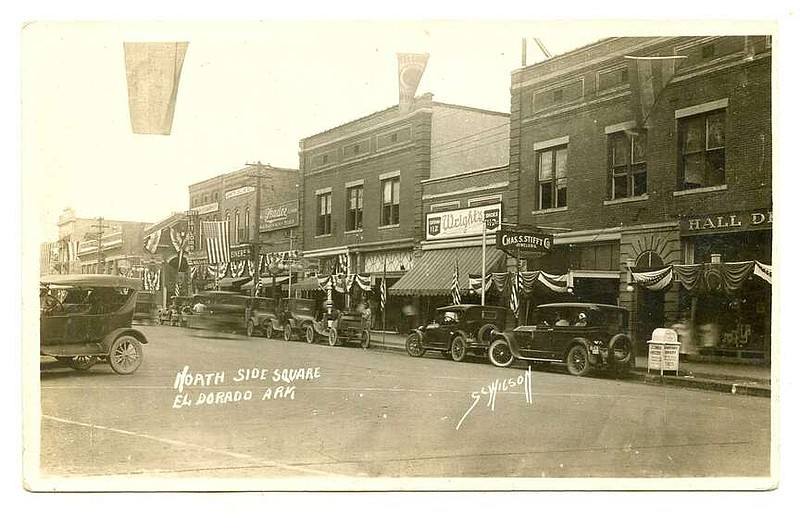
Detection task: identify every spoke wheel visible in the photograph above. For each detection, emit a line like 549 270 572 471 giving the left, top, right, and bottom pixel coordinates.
283 324 292 341
246 320 255 337
488 340 514 367
327 327 339 347
405 333 426 357
108 336 143 375
566 345 590 377
305 325 316 344
450 336 467 362
68 355 98 371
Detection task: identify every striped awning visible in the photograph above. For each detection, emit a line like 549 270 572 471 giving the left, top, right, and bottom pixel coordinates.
389 246 506 296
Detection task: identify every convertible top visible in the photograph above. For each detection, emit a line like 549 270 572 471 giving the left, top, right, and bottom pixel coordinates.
40 274 143 290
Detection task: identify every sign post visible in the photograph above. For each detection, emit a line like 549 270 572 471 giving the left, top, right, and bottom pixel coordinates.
481 208 501 306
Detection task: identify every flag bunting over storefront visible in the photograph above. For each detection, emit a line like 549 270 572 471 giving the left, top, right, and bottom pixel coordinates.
630 260 772 293
469 270 570 295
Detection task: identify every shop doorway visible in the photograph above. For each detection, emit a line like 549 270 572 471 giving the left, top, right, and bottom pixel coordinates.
636 289 665 354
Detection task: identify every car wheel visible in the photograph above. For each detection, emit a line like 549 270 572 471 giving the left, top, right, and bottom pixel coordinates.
609 334 633 365
477 324 499 344
450 335 467 362
283 324 292 341
264 324 273 339
68 355 98 371
108 336 143 375
327 327 339 347
405 332 426 357
566 345 590 377
360 330 371 349
488 339 514 367
305 325 316 344
246 320 255 337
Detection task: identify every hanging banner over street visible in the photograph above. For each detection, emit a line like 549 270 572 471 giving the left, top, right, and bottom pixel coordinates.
425 203 502 240
260 199 299 232
496 228 553 256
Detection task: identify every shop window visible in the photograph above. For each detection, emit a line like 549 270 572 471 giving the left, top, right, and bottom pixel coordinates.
679 109 726 189
537 145 568 209
316 191 332 236
346 185 363 231
381 177 400 226
608 130 647 199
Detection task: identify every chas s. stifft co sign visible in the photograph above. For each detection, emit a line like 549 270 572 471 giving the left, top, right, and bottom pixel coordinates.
496 229 553 256
425 203 501 240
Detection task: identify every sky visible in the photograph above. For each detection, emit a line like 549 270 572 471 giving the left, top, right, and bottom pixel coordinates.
21 17 781 242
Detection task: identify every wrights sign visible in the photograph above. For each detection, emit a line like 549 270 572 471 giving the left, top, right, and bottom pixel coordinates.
496 229 553 256
425 203 502 240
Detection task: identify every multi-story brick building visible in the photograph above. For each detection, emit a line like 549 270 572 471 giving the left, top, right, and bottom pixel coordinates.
297 93 509 328
508 36 772 362
185 164 300 293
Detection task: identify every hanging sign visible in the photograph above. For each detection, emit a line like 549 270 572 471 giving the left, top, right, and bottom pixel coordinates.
680 209 772 235
425 203 502 240
496 229 553 256
260 199 299 231
191 202 219 215
224 186 255 200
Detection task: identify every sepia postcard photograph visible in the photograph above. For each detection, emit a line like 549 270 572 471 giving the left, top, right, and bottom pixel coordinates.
13 3 795 504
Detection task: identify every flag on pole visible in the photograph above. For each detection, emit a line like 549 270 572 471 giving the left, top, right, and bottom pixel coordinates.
509 271 520 319
625 55 684 128
397 53 429 114
123 42 189 135
451 259 461 305
144 228 162 253
202 220 230 264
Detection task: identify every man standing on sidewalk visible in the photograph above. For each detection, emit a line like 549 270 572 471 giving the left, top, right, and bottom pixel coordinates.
361 302 373 331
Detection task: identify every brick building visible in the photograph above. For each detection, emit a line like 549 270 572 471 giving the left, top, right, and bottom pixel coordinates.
297 93 509 328
508 36 772 362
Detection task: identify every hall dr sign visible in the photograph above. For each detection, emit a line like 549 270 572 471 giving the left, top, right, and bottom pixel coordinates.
680 209 772 234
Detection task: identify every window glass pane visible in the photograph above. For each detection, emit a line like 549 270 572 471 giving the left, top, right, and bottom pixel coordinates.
706 112 725 149
383 181 392 204
683 154 703 187
613 175 628 199
539 183 553 209
611 134 628 166
538 151 553 181
631 133 647 163
555 148 568 178
632 166 647 196
392 179 400 204
682 118 704 153
556 184 567 207
706 149 725 185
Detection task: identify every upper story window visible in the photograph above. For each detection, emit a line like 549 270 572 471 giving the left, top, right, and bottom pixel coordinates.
244 207 251 239
316 191 332 236
213 192 219 201
608 130 647 199
234 210 240 243
537 145 568 209
346 185 364 231
381 177 400 226
678 109 726 190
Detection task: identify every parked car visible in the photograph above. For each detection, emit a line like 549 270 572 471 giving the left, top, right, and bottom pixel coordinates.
40 274 148 374
487 302 634 376
184 291 250 332
328 309 371 348
245 296 279 337
133 291 157 325
280 298 334 344
405 304 508 362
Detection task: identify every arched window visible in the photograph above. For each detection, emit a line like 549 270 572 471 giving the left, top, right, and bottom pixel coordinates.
244 207 251 240
234 210 240 243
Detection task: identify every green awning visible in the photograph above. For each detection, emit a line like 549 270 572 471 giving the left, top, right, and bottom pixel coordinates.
389 246 505 296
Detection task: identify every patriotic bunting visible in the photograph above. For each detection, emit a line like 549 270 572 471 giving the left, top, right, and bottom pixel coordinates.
754 261 772 284
509 271 520 318
143 269 161 291
631 266 674 291
230 260 246 278
451 260 461 305
380 279 387 312
633 261 771 293
202 220 230 264
144 229 162 253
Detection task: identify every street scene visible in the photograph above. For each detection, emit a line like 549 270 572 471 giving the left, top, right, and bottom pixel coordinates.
26 21 775 491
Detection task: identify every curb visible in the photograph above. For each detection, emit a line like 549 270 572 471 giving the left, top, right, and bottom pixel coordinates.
367 339 771 398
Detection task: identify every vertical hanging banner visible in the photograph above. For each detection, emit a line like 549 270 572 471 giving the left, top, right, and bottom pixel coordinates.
124 42 189 135
624 55 684 128
397 53 429 114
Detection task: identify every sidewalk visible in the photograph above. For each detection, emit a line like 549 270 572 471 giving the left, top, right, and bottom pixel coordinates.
367 331 771 398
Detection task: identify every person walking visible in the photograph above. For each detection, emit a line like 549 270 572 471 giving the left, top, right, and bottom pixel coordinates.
361 302 373 331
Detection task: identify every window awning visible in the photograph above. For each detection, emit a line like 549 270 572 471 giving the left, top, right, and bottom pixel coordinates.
389 246 506 296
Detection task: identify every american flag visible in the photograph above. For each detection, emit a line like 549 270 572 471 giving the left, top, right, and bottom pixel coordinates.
202 220 230 264
380 279 387 311
451 259 461 305
509 271 520 319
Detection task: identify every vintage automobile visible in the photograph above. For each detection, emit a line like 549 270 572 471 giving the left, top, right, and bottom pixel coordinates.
184 291 251 332
328 309 371 348
245 296 279 337
40 274 148 374
280 298 338 344
133 290 157 325
487 302 634 376
405 304 508 362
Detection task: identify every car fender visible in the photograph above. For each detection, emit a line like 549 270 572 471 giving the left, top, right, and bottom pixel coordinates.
489 331 523 358
567 337 596 365
409 328 427 347
102 327 148 350
452 329 470 346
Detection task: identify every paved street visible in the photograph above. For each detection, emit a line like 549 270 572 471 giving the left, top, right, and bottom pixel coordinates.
38 324 771 483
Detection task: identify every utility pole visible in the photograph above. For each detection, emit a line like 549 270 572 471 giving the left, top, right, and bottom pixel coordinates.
88 216 107 274
244 161 272 298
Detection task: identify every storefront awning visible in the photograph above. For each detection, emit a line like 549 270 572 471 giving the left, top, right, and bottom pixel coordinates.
241 276 289 290
217 276 250 288
291 277 325 291
389 246 505 296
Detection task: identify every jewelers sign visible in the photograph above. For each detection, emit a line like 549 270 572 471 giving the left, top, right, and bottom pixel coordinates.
260 199 299 231
496 229 553 256
425 203 502 240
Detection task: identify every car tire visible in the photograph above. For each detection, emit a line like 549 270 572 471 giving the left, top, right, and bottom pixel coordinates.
305 325 316 344
609 334 634 375
246 320 255 337
283 324 293 341
488 339 514 367
450 335 467 362
477 324 499 344
108 335 143 375
360 330 371 349
405 332 426 357
328 327 339 347
67 355 98 371
566 345 590 377
264 324 273 339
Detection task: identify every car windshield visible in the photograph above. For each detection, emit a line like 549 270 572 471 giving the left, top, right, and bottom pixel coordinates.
41 285 133 315
436 310 461 324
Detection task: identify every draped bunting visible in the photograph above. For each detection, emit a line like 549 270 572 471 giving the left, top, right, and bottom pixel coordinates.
509 272 520 318
206 262 228 279
636 261 771 294
469 270 569 295
230 260 246 278
469 274 493 295
169 226 190 269
672 264 704 292
143 269 161 291
754 261 772 284
144 229 162 253
537 271 570 293
353 274 372 292
631 266 674 291
314 274 372 293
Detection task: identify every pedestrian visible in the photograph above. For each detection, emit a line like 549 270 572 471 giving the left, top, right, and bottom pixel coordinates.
361 302 373 331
